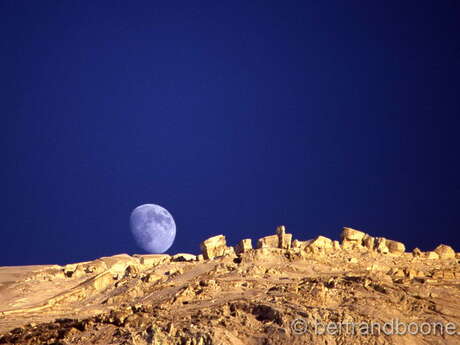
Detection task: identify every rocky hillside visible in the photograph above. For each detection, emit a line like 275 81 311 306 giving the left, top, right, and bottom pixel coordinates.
0 227 459 345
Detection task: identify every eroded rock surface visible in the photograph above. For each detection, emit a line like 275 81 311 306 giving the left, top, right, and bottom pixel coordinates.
0 226 459 345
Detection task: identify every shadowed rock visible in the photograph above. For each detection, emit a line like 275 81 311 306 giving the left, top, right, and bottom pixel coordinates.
235 239 252 254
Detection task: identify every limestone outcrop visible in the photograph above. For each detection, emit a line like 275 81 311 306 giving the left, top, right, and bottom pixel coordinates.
341 227 366 249
200 234 234 260
256 225 293 250
235 239 252 254
338 227 406 255
0 226 458 345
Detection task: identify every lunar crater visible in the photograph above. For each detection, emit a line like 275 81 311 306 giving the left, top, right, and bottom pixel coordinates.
130 204 176 254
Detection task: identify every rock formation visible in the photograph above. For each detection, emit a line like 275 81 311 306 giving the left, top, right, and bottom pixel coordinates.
199 234 235 260
0 226 458 345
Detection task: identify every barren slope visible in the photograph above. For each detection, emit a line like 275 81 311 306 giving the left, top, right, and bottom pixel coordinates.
0 227 459 345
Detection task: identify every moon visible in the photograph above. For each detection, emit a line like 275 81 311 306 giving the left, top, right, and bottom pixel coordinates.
130 204 176 253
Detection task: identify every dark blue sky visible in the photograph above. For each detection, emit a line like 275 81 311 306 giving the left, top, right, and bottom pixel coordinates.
2 1 459 265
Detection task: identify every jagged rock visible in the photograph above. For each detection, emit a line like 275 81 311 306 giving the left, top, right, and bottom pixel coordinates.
308 236 333 250
276 225 292 249
235 239 252 254
362 234 375 250
412 247 422 257
341 227 366 241
200 235 234 259
374 237 389 254
341 229 406 256
340 227 365 249
257 226 293 250
386 240 405 255
1 227 459 345
434 244 456 259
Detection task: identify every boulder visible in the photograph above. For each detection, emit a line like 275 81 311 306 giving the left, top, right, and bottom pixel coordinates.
200 235 234 260
434 244 456 259
387 240 405 255
340 227 365 249
341 227 366 242
235 239 252 254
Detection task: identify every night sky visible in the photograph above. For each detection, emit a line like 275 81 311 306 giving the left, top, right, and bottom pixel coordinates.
2 1 459 266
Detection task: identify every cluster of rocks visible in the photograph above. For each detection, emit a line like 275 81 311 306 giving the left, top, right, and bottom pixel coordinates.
257 225 293 250
340 227 406 254
52 225 457 289
199 225 458 261
1 225 459 345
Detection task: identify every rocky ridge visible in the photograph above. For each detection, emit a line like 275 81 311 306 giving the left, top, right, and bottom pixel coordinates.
0 226 459 344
